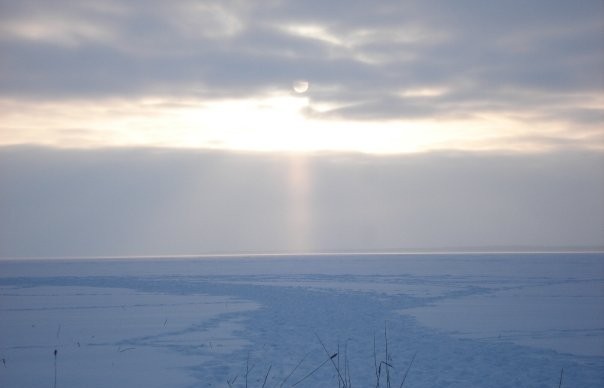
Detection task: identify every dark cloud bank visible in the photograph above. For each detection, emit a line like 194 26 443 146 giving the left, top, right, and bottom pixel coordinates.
1 146 602 258
1 0 602 128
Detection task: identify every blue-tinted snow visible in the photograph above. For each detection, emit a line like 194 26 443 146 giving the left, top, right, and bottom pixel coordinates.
0 253 603 387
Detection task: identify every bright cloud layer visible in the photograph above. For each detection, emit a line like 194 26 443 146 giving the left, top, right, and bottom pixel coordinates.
0 0 602 153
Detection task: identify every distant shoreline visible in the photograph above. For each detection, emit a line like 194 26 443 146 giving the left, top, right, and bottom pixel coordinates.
1 249 603 261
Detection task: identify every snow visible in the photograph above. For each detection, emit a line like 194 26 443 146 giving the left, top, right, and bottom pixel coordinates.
0 253 603 387
0 285 257 388
404 280 604 357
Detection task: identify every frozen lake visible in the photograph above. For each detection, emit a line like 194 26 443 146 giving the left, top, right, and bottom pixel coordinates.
1 253 603 387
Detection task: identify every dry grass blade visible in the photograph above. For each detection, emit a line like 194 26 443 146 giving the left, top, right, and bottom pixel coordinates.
292 352 337 386
385 323 391 388
374 333 380 388
245 352 255 388
227 374 238 388
280 351 310 388
53 349 58 388
338 343 341 388
315 333 347 387
261 364 272 388
399 352 417 388
235 331 419 387
344 341 351 387
558 368 564 388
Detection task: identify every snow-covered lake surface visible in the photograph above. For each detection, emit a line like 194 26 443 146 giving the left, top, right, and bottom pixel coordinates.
1 253 603 387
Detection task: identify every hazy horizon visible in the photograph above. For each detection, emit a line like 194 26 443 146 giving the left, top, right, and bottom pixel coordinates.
2 146 603 259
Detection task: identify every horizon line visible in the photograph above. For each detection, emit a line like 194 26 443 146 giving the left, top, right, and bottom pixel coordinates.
1 249 603 261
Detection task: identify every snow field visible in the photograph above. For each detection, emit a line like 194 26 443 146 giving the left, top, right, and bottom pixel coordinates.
0 253 603 387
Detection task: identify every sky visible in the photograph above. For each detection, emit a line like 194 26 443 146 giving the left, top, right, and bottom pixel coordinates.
0 0 603 257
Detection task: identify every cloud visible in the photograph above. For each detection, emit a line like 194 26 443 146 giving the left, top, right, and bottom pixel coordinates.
1 3 601 257
0 0 602 153
1 146 603 257
1 2 602 98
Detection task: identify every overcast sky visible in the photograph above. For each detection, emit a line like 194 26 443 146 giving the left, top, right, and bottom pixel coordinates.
0 1 603 257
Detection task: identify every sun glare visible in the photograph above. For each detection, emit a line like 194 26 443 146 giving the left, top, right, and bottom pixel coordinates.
0 90 593 154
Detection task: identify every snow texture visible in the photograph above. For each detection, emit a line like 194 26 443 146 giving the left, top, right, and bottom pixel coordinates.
0 253 603 387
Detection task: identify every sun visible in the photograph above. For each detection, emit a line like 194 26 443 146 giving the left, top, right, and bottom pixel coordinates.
292 80 309 93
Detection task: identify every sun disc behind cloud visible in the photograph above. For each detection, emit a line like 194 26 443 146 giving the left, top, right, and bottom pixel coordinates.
292 80 309 93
